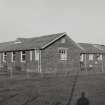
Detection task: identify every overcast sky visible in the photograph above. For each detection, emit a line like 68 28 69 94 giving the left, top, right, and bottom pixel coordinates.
0 0 105 44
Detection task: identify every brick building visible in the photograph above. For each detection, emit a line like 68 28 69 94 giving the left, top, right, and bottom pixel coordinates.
0 32 81 74
0 32 105 74
79 43 105 72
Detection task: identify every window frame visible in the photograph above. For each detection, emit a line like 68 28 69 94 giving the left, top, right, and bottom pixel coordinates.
35 50 39 61
97 54 103 61
89 54 94 61
58 47 68 61
11 51 16 62
30 50 33 61
21 51 26 62
3 52 7 62
80 54 84 62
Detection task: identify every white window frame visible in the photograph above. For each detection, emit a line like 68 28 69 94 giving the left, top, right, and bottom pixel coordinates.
3 52 7 62
58 48 67 61
89 54 94 61
35 50 39 61
11 52 16 62
80 54 84 62
30 50 33 61
97 54 103 61
21 51 26 62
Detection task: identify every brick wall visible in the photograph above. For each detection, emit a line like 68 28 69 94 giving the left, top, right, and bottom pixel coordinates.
41 35 81 74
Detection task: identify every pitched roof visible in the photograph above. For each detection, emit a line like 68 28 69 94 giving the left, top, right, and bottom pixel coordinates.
97 44 105 52
0 32 66 52
0 41 15 50
78 43 105 53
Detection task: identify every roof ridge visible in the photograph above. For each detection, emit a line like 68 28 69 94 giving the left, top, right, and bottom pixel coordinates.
41 32 66 49
16 32 66 40
0 32 67 51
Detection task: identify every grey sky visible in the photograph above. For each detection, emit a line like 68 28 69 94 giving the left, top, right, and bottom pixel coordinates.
0 0 105 44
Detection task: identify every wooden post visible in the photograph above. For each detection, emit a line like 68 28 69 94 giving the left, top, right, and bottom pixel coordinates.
26 61 30 79
39 50 42 73
102 54 104 72
0 53 1 68
39 50 43 77
84 54 87 72
38 50 40 73
8 63 13 78
10 66 13 78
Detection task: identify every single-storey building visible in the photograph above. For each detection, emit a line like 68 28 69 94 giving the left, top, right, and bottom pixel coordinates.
0 32 105 74
0 32 81 74
78 43 105 72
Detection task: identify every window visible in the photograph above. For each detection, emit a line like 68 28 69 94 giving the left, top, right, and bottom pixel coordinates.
3 52 7 62
58 48 67 60
11 52 16 62
97 54 103 60
21 51 26 62
30 51 33 61
80 54 84 62
35 50 39 61
89 54 93 61
61 38 66 43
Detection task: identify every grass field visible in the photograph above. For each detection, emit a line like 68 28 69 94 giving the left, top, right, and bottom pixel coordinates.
0 73 105 105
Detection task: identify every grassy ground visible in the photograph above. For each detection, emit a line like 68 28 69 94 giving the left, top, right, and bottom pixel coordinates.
0 73 105 105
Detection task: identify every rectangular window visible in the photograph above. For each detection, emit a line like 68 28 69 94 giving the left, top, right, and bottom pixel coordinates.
3 52 7 62
89 54 93 61
97 54 103 60
80 54 84 62
35 50 39 61
30 51 33 61
21 51 26 62
58 48 67 60
11 52 16 62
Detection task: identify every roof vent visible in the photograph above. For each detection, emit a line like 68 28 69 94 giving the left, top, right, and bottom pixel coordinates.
14 41 21 44
14 38 22 44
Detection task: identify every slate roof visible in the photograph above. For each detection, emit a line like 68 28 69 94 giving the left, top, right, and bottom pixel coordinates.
0 32 105 53
0 41 15 51
78 43 105 54
0 32 67 52
98 44 105 52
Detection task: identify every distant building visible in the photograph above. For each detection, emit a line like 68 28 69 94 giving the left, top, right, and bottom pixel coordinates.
0 33 81 74
0 32 105 74
79 43 105 72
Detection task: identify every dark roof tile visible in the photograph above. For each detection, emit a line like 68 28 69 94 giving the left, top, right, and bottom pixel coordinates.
78 43 105 53
0 32 66 52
